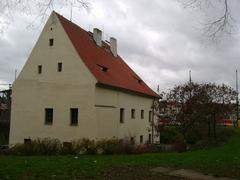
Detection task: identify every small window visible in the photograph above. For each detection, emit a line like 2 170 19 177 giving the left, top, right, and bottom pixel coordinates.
38 65 42 74
131 109 135 119
97 64 108 72
148 134 151 143
141 110 144 119
49 38 54 46
149 110 152 122
130 137 135 145
70 108 78 125
140 135 143 144
120 108 124 123
45 108 53 124
58 62 62 72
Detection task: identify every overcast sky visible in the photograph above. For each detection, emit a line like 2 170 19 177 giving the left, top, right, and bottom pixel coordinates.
1 0 240 92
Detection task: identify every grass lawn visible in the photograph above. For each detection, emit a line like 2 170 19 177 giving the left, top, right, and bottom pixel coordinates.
0 128 240 179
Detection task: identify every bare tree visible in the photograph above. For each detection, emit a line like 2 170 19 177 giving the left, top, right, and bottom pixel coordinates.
159 81 236 142
0 0 90 32
181 0 234 41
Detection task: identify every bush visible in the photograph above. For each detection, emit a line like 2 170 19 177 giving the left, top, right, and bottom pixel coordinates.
160 126 179 144
1 137 161 155
7 138 61 155
96 139 122 154
185 128 202 145
173 133 187 153
72 138 96 154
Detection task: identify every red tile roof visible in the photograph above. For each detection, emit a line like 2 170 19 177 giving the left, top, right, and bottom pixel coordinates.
57 13 159 98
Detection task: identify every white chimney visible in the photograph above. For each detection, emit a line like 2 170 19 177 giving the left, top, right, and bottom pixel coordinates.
93 28 102 47
110 37 117 57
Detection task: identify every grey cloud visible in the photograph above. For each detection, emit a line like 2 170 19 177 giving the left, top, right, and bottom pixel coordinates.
1 0 240 92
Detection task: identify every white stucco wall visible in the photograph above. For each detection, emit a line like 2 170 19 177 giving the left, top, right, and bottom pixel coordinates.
9 12 97 145
95 87 158 144
9 12 159 145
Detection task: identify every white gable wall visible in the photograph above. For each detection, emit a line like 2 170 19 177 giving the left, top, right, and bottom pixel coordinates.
9 12 98 145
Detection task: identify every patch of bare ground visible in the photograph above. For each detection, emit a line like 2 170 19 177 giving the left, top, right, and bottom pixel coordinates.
99 166 189 180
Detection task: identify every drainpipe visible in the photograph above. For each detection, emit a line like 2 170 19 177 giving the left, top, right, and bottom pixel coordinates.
151 99 155 144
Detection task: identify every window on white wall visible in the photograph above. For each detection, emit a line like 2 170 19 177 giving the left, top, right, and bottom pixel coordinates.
58 62 62 72
38 65 42 74
70 108 78 125
140 135 143 144
120 108 124 123
141 110 144 119
45 108 53 124
130 137 135 144
149 110 152 122
148 134 151 143
49 38 54 46
131 109 135 119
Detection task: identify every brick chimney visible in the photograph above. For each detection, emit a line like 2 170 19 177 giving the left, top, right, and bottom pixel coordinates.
93 28 102 47
110 37 117 57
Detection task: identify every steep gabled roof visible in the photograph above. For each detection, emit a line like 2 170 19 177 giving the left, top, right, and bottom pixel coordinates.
57 13 159 98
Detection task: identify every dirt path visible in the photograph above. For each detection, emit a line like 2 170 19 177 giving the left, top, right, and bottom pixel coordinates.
152 167 236 180
100 166 236 180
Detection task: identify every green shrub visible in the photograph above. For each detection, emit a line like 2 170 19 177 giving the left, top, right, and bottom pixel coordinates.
185 128 202 144
160 126 179 144
173 133 187 153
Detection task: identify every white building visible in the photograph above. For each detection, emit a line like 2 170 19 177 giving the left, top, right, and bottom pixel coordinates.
9 12 160 145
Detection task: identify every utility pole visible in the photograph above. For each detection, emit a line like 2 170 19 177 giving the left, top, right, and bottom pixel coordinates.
151 100 155 144
236 70 239 128
189 70 192 99
70 2 73 21
189 70 192 85
14 69 17 81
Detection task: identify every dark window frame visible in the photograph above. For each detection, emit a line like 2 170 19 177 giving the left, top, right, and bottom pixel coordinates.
45 108 53 125
58 62 62 72
49 38 54 46
120 108 124 123
131 109 135 119
148 134 151 143
149 110 152 122
130 137 135 145
141 109 144 119
38 65 42 74
70 108 78 126
140 135 143 144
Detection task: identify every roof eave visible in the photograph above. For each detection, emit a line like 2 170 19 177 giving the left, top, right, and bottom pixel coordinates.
96 82 160 99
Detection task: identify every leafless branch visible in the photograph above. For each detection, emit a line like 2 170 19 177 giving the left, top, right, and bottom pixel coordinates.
180 0 235 41
202 0 234 41
0 0 91 32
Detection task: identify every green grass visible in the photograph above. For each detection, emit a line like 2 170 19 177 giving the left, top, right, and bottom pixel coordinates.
1 128 240 179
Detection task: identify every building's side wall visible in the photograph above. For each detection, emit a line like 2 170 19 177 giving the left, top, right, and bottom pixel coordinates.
95 87 158 144
9 12 97 145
